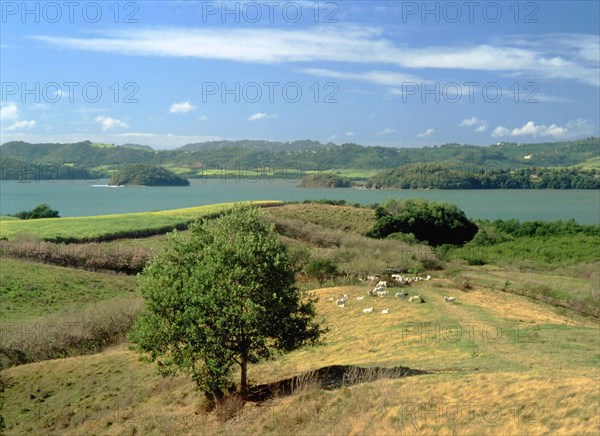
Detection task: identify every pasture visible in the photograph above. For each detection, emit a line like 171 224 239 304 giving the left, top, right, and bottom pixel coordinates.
2 278 598 434
0 201 282 242
1 201 598 435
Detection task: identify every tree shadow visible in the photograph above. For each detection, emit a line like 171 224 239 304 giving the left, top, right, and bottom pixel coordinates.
245 364 428 402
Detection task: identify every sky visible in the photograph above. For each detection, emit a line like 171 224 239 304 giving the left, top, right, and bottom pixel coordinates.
1 0 599 149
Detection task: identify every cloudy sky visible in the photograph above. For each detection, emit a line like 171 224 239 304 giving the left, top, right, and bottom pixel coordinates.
1 1 598 149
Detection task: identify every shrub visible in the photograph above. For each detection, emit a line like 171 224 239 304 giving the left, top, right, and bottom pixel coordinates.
0 240 151 274
367 199 478 246
386 232 418 244
13 203 59 220
305 258 338 286
0 297 143 369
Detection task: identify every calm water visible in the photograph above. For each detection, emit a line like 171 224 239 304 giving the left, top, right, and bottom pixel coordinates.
1 179 599 224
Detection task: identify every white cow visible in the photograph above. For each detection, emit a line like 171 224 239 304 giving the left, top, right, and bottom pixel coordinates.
381 308 389 314
363 307 374 313
444 296 456 303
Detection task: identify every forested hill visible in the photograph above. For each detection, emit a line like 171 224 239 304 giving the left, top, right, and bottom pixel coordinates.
366 163 600 189
178 139 331 152
1 137 598 176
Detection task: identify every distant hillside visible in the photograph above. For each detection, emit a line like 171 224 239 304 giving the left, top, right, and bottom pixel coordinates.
178 139 329 152
1 138 598 180
0 140 157 167
108 164 189 186
118 143 154 151
366 163 600 189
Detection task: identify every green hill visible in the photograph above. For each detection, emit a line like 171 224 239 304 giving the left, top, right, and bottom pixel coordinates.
366 163 600 189
108 164 190 187
1 137 598 181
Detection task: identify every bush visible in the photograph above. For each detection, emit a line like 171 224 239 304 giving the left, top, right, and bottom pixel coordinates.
13 203 59 220
367 199 478 246
305 258 338 286
386 232 418 244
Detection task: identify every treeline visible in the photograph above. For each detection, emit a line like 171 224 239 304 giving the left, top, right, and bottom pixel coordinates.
0 157 106 181
476 218 600 239
366 164 599 189
1 138 598 180
298 173 352 188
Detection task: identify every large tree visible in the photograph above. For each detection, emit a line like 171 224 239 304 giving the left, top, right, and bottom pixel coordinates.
131 205 323 400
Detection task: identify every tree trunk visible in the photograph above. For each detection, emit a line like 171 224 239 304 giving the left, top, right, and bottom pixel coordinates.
240 359 248 394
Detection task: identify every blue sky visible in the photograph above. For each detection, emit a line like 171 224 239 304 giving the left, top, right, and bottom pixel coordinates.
1 1 598 149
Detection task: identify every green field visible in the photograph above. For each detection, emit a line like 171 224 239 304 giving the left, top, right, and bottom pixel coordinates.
0 258 137 321
0 201 282 242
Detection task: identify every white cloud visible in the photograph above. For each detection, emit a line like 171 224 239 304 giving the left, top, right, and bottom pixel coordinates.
199 115 208 121
492 126 510 137
491 120 592 138
460 116 488 132
301 68 423 86
169 101 197 113
248 112 276 121
510 121 566 137
346 131 355 136
7 120 36 130
33 27 599 86
1 103 36 131
417 128 434 138
459 117 479 128
377 128 397 135
0 103 19 120
95 116 129 131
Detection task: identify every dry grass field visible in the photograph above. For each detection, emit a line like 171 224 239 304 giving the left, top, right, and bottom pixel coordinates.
3 276 598 435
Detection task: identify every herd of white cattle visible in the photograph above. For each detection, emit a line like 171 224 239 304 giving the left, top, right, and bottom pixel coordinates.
326 274 457 314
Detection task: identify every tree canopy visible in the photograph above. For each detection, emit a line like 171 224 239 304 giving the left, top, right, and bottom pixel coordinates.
368 198 478 246
131 205 323 400
108 164 189 186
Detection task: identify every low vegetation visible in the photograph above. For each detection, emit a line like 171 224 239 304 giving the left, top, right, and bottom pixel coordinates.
0 296 142 369
0 258 140 369
0 258 136 321
0 239 151 274
266 202 375 234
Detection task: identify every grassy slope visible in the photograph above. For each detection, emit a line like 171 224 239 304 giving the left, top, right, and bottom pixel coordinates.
0 258 137 321
3 278 598 435
0 201 282 242
267 203 376 234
